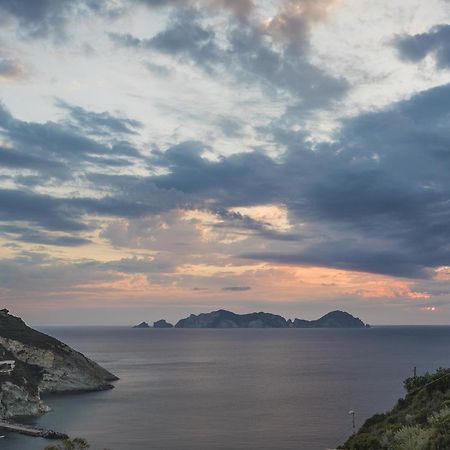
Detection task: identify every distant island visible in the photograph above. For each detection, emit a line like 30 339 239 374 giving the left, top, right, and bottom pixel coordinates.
153 319 173 328
133 321 150 329
133 310 369 329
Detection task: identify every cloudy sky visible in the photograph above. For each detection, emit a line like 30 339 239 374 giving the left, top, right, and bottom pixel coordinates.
1 0 450 325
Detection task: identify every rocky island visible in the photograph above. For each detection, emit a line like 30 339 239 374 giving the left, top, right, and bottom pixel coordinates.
292 310 369 328
133 321 150 329
0 309 118 419
153 320 173 328
173 309 369 328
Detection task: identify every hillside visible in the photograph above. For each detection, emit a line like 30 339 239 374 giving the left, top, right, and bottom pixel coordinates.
340 368 450 449
0 309 118 418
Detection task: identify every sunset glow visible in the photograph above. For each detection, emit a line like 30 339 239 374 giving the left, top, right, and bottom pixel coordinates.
0 0 449 325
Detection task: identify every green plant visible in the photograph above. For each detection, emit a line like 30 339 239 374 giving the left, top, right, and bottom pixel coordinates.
44 438 90 450
392 425 431 450
43 438 110 450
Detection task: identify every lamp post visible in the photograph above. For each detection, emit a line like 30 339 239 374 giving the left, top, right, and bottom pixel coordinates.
349 410 356 430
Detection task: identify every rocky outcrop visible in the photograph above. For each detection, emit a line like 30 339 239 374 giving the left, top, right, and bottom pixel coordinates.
0 381 47 418
153 320 173 328
0 309 118 419
133 322 150 329
174 309 369 329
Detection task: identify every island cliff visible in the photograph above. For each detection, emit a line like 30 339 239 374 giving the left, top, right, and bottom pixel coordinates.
174 309 369 329
0 309 118 419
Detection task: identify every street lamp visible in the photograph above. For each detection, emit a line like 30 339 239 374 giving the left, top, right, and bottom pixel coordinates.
349 410 356 430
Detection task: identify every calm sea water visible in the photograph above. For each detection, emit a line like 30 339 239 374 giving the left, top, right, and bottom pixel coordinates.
3 326 450 450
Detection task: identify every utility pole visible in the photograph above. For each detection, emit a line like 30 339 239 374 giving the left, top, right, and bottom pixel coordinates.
414 366 417 378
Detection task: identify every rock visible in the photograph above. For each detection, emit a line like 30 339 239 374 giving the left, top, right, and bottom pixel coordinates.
0 310 118 419
0 381 46 419
153 320 173 328
133 322 150 329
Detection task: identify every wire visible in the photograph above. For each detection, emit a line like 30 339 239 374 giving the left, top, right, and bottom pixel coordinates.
407 371 450 396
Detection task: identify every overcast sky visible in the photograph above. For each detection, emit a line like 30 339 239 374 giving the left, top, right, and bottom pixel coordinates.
1 0 450 325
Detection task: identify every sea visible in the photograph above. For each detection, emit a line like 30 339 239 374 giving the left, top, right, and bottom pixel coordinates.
3 326 450 450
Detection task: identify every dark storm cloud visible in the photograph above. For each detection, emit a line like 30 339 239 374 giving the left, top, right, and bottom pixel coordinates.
110 9 221 70
0 0 73 39
144 83 450 278
0 184 182 246
136 0 254 18
0 103 108 156
225 24 347 108
0 224 91 246
394 25 450 68
241 248 431 279
0 188 89 232
0 0 127 41
151 142 283 206
0 102 142 183
110 6 348 108
212 208 302 242
150 11 220 68
0 146 65 174
2 78 450 277
56 100 143 136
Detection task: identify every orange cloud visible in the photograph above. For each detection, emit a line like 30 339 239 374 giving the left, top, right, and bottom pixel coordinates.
263 0 341 45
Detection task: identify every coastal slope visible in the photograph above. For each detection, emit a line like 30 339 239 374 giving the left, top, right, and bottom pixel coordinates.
0 309 118 418
340 368 450 449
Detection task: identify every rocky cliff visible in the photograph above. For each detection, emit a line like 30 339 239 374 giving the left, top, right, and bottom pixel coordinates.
0 309 118 419
174 309 369 329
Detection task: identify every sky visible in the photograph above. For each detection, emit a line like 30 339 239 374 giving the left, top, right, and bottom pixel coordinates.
1 0 450 325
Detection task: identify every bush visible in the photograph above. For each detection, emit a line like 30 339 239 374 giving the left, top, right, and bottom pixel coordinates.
44 438 110 450
392 425 431 450
342 432 382 450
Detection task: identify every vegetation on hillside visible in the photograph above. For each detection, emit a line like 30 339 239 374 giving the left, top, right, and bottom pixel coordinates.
340 368 450 450
0 309 67 351
44 438 110 450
